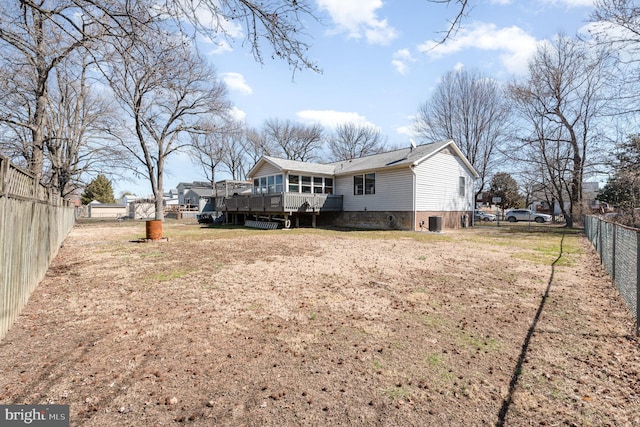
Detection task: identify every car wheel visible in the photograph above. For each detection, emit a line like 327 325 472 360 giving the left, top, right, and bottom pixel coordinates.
508 216 517 222
483 217 490 222
535 217 545 223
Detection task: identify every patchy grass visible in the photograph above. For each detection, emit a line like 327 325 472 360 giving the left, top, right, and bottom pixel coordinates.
1 220 637 427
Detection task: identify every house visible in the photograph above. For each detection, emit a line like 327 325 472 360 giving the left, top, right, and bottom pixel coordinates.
176 181 212 205
224 140 479 230
183 188 215 212
530 181 602 215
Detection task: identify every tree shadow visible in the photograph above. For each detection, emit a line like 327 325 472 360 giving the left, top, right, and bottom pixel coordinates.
496 232 565 426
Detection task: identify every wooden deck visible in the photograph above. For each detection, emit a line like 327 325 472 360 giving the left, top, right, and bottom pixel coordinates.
224 193 343 214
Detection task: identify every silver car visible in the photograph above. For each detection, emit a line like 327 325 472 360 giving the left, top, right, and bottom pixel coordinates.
474 210 497 221
505 209 552 223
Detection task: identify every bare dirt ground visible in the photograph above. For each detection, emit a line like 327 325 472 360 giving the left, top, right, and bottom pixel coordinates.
0 220 639 426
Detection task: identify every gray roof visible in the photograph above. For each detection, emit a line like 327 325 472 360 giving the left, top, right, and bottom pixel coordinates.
258 156 336 175
330 140 454 175
185 188 215 197
248 140 479 179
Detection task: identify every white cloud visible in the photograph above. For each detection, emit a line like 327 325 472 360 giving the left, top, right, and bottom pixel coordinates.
418 22 539 75
296 110 377 129
228 107 246 122
199 36 233 55
189 2 243 39
221 72 252 95
391 48 416 74
395 124 416 137
453 62 465 72
317 0 398 45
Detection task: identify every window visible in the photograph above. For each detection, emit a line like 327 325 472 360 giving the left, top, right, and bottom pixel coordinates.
289 175 299 193
253 174 284 194
313 177 323 194
354 173 375 195
459 176 466 197
267 175 275 193
365 173 375 194
324 178 333 194
301 176 312 193
354 175 364 195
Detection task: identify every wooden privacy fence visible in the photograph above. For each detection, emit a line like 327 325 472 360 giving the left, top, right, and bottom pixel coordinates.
0 156 75 341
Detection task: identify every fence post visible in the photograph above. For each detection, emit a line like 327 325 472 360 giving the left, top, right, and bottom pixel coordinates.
613 221 616 282
0 156 7 197
598 216 602 260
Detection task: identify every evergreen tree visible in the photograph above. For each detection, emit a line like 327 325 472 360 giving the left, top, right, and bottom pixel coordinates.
489 172 522 209
598 135 640 210
81 174 116 205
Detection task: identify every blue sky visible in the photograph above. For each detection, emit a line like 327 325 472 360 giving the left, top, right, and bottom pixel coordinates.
116 0 595 197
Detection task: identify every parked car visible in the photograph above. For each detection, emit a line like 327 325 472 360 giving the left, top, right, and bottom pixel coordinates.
474 210 497 222
505 209 552 223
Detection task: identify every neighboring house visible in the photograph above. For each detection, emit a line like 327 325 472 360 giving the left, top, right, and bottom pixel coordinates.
176 181 211 205
225 140 479 230
87 201 127 218
530 181 602 215
184 188 215 212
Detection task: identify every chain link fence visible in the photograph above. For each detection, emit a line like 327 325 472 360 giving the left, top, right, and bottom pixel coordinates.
584 215 639 335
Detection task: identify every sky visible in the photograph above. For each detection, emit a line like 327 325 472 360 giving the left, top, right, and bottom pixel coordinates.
115 0 596 197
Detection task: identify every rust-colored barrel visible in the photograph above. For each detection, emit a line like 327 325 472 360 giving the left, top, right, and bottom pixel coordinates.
146 220 163 240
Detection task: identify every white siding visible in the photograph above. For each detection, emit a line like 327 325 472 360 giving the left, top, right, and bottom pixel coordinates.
414 150 475 211
252 162 281 178
337 168 414 211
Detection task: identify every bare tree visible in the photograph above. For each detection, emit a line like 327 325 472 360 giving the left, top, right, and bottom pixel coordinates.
105 28 230 220
590 0 640 118
190 119 251 183
428 0 471 44
44 50 122 197
0 1 103 181
414 68 510 201
221 124 250 180
190 119 229 186
263 118 324 162
0 0 321 183
328 122 387 161
508 35 611 227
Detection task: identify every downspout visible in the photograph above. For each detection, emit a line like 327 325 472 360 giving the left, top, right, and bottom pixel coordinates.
471 177 478 227
411 165 417 231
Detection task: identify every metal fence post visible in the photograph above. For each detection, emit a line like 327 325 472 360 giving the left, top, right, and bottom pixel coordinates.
613 221 616 282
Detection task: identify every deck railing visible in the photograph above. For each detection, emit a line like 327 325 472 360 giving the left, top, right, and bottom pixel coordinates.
224 192 343 213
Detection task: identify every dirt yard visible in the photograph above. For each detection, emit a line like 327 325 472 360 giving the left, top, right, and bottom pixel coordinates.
0 220 638 426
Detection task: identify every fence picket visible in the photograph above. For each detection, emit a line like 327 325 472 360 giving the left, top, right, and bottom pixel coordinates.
0 156 75 341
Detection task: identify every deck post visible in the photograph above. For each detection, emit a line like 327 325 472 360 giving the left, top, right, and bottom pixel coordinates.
312 214 316 228
295 216 300 228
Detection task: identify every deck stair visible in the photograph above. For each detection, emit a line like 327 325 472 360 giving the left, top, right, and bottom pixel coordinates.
245 220 279 230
